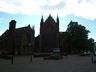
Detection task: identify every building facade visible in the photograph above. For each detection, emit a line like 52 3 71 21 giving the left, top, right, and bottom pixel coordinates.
39 15 59 52
1 20 35 55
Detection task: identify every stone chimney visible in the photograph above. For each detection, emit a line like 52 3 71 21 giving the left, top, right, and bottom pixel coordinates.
9 20 16 31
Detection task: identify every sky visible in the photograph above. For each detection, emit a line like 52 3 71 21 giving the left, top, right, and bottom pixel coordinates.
0 0 96 41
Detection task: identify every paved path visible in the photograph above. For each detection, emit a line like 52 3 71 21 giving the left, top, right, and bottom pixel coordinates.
0 55 96 72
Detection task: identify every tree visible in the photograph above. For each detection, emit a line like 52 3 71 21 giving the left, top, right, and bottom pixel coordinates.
66 21 90 53
60 32 72 53
87 38 95 52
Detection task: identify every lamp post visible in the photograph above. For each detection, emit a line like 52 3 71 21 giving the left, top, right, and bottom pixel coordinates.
91 46 95 64
29 43 32 62
91 52 94 64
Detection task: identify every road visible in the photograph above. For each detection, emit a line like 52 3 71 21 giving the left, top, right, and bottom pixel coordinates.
0 55 96 72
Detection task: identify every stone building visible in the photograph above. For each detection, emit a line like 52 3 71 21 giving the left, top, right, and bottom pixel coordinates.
0 15 69 53
39 15 59 52
0 20 35 55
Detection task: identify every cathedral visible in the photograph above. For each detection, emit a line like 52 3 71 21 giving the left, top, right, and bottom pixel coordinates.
0 15 68 54
34 15 67 52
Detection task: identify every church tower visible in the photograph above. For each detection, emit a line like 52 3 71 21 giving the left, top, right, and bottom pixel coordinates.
39 15 59 52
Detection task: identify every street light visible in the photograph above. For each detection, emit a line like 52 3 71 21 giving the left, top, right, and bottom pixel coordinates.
28 43 32 62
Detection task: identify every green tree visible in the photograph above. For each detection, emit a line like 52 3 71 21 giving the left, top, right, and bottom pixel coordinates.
60 32 72 53
87 38 95 52
66 21 90 53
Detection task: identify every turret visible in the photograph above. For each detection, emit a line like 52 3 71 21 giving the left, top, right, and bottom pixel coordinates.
57 15 59 24
28 24 31 28
49 14 51 17
56 15 59 30
40 15 44 33
9 20 16 31
32 26 35 36
40 15 44 25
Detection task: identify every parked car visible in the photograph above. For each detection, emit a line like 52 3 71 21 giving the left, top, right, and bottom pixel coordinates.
50 48 60 56
80 51 90 56
94 51 96 56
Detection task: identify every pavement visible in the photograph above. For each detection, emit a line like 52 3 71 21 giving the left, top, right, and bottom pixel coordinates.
0 55 96 72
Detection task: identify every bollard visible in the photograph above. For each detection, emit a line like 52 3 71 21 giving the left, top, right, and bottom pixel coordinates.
30 55 32 62
91 53 94 64
11 55 14 64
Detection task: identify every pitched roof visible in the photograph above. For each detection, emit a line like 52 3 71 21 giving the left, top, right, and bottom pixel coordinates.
43 15 58 31
1 30 9 39
1 26 32 39
45 15 56 24
14 26 28 36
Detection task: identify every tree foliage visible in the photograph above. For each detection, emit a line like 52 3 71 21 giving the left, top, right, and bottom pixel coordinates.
63 21 92 53
87 38 95 52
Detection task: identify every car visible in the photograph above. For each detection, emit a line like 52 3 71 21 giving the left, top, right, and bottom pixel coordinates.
94 51 96 56
80 52 86 56
80 51 90 56
51 48 60 56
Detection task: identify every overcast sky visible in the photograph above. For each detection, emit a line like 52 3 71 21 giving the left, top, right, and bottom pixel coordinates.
0 0 96 41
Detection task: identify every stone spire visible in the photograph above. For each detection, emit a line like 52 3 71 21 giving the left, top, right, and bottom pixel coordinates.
56 15 59 30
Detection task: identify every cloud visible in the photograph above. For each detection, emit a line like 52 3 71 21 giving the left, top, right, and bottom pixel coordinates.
0 0 96 20
40 0 66 10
